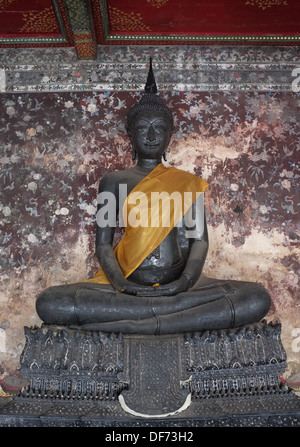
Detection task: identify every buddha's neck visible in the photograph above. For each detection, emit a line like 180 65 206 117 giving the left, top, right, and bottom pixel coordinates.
136 158 162 172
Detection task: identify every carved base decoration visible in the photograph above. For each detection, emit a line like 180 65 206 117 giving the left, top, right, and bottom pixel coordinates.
19 326 127 401
0 321 300 426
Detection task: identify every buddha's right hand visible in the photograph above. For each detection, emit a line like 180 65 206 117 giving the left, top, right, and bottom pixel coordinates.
113 279 150 296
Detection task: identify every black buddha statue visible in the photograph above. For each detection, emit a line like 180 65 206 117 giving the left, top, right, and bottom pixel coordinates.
36 59 271 335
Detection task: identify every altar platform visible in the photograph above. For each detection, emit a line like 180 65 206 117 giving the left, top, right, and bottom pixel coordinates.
0 321 299 427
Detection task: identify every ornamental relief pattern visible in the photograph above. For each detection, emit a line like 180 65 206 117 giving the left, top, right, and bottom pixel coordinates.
0 0 16 8
20 7 60 33
245 0 288 10
108 5 151 32
147 0 170 7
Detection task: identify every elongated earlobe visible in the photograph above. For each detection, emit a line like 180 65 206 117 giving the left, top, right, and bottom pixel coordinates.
132 150 137 161
163 151 167 161
126 124 131 137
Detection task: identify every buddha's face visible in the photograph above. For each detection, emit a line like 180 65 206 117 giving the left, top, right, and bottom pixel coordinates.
129 110 172 159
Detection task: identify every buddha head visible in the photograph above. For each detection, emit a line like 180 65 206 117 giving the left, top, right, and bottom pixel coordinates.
126 58 174 161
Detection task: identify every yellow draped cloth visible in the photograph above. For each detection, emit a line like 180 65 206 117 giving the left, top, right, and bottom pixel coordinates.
83 163 209 284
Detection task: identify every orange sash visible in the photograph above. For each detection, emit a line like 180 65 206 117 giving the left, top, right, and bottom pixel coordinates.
83 164 209 284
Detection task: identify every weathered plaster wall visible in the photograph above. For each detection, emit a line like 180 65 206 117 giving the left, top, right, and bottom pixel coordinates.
0 46 299 378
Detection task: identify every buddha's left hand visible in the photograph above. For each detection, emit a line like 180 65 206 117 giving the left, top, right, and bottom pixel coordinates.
136 276 190 297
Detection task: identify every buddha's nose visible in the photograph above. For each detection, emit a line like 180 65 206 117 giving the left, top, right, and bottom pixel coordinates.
147 125 156 141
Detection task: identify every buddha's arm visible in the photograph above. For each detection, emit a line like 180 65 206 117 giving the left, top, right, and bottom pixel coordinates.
181 196 209 286
95 176 156 295
96 236 157 295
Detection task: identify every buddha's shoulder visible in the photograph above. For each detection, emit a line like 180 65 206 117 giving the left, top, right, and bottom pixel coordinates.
98 168 134 191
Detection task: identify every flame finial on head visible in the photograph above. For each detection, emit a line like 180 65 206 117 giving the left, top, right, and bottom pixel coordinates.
144 57 158 94
126 57 173 132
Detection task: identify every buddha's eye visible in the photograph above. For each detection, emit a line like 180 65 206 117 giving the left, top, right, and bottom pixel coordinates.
154 124 167 133
136 126 147 133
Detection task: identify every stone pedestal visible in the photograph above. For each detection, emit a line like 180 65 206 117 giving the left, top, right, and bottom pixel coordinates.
0 321 300 427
